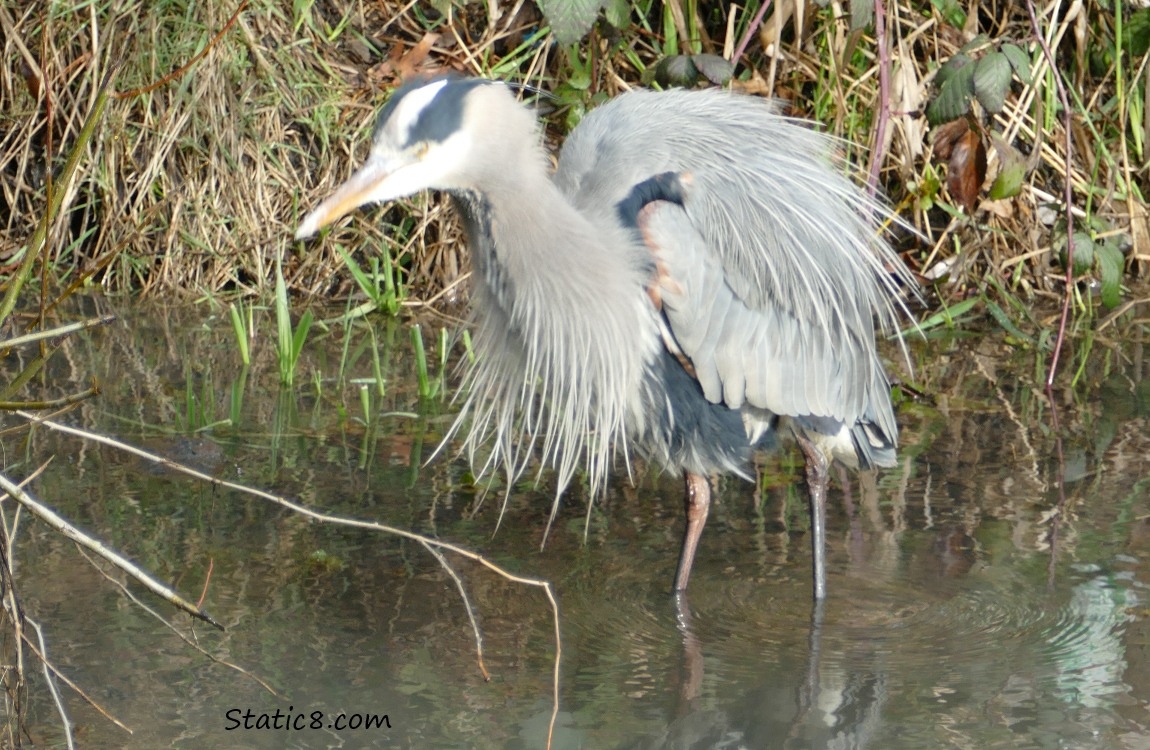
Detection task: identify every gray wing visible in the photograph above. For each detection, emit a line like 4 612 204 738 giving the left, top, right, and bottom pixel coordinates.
554 87 910 450
641 203 897 456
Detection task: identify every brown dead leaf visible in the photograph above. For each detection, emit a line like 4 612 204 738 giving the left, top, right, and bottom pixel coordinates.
981 198 1015 219
368 32 442 86
947 128 987 215
730 67 773 97
396 32 441 81
932 118 969 161
1130 201 1150 264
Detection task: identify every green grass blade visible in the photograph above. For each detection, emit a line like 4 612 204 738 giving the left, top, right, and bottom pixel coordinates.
0 65 116 326
228 302 250 366
411 324 431 399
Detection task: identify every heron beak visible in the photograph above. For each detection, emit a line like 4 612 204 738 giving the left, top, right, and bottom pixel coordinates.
294 158 393 240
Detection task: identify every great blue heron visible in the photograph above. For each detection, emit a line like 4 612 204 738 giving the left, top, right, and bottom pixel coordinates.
296 77 913 600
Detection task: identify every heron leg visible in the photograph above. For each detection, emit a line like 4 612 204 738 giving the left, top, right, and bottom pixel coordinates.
795 434 830 601
673 472 711 592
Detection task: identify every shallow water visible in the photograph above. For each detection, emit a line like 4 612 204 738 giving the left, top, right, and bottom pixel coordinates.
9 300 1150 749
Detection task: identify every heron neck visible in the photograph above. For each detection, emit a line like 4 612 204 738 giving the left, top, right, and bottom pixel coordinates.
450 189 506 304
444 167 660 502
448 168 606 308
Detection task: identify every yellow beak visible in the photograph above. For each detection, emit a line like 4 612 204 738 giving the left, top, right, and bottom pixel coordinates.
295 159 392 240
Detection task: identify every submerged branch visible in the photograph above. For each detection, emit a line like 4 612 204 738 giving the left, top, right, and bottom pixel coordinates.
75 547 282 698
0 467 225 631
19 616 133 736
0 386 101 411
0 315 117 350
17 410 564 750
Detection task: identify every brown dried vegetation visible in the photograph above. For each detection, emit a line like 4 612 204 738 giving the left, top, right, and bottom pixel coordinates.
0 0 1147 323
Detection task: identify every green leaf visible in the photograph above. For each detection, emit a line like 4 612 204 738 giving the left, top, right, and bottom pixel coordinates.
229 302 250 367
972 52 1012 114
336 246 372 297
987 138 1027 199
564 41 594 89
916 295 981 331
934 52 972 88
603 0 630 28
1127 8 1150 56
1000 43 1033 85
538 0 603 45
957 34 992 55
692 54 734 85
275 256 291 364
652 55 699 87
930 0 967 28
1059 231 1095 275
1096 242 1125 309
927 58 976 125
411 325 433 399
851 0 874 31
986 299 1037 346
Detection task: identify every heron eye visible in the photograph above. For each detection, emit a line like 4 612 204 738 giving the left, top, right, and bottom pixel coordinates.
414 142 430 159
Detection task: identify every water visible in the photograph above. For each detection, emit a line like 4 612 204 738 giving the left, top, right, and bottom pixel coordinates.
8 301 1150 748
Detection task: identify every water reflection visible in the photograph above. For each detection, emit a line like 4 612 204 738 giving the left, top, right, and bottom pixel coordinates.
7 302 1150 748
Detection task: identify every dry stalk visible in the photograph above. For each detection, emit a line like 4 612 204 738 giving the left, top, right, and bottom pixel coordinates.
17 410 564 750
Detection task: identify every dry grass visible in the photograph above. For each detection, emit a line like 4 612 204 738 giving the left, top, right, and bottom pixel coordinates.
0 0 1147 315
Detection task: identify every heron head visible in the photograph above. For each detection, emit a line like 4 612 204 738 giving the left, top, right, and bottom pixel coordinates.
295 77 492 239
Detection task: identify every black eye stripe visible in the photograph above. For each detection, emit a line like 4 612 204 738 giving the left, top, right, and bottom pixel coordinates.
374 77 492 148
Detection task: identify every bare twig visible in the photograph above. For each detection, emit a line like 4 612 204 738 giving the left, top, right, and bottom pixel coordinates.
868 0 892 194
0 315 116 349
17 410 564 749
420 541 491 681
75 547 281 697
17 621 133 735
27 618 75 750
1026 0 1075 389
0 469 225 630
0 386 101 411
731 1 773 68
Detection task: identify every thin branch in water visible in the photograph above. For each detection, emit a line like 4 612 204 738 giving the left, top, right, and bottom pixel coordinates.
75 547 281 698
0 456 57 744
420 541 491 681
0 385 101 411
0 469 224 630
1026 0 1075 388
1027 0 1075 594
17 621 133 735
27 618 75 750
0 403 79 439
17 411 564 749
196 558 214 610
0 315 117 350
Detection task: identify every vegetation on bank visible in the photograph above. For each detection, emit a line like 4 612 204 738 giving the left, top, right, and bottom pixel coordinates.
0 0 1146 346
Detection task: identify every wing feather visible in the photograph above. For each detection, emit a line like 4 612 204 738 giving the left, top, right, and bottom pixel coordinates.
640 203 894 434
553 86 912 444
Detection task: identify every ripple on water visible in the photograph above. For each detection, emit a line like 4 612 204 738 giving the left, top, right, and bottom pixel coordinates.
558 546 1143 749
563 582 686 700
886 567 1139 717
